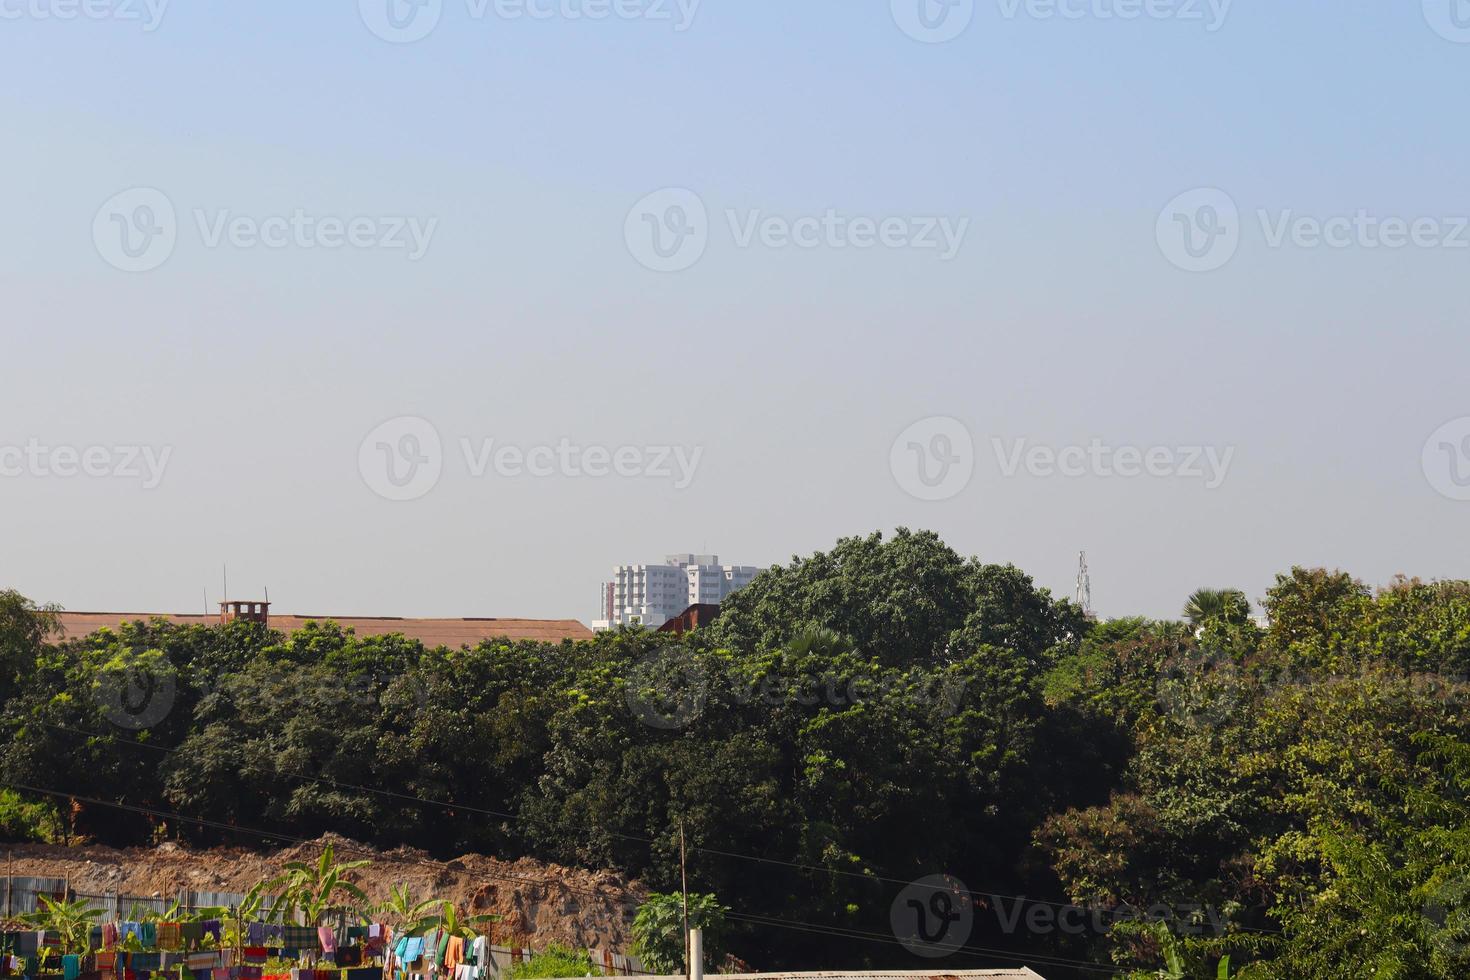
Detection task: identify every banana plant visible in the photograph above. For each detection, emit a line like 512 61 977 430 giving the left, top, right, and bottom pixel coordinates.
266 842 372 926
378 885 445 935
22 896 104 954
222 880 275 949
424 900 498 940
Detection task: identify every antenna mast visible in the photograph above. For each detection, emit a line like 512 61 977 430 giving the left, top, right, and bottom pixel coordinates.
1076 551 1094 619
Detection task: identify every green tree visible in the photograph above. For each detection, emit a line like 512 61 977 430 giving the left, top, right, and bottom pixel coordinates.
1182 590 1252 629
631 893 728 974
0 590 59 711
507 944 601 979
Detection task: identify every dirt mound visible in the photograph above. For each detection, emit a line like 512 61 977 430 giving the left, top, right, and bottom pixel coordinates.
1 834 645 951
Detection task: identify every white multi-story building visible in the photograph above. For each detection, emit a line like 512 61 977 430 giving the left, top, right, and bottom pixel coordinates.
593 554 763 630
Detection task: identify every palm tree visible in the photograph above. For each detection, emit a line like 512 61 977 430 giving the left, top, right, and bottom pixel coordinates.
1182 588 1251 629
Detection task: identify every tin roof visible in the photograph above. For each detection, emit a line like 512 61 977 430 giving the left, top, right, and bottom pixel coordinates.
54 611 594 646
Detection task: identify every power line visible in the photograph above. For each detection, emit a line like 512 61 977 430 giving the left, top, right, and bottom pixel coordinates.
32 721 1275 938
0 781 658 976
1 782 1133 978
720 912 1131 977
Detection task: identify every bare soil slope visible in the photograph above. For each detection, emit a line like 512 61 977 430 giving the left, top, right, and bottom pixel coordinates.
1 834 643 951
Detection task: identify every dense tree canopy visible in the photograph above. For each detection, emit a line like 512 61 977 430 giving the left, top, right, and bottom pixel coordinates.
3 534 1470 979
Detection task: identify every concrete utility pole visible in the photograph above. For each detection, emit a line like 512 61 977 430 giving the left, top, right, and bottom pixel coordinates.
679 820 690 980
688 928 703 980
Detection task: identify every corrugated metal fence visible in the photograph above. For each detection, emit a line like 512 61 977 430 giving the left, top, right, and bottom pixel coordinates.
1 878 255 919
0 879 643 976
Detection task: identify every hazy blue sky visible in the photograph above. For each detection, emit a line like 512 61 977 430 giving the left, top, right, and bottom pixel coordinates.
3 0 1468 623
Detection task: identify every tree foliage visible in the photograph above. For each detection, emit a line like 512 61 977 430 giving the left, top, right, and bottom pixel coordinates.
4 537 1470 978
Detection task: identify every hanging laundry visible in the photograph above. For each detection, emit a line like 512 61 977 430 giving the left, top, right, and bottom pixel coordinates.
283 926 316 952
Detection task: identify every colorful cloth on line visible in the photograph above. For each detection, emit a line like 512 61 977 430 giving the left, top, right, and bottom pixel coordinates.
444 936 463 975
131 953 163 971
156 923 183 951
282 926 317 951
317 927 336 954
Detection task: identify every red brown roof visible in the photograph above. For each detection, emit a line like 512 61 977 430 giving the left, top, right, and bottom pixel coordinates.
54 612 594 646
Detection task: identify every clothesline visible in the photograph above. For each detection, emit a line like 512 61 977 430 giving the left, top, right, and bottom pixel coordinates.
0 922 643 980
